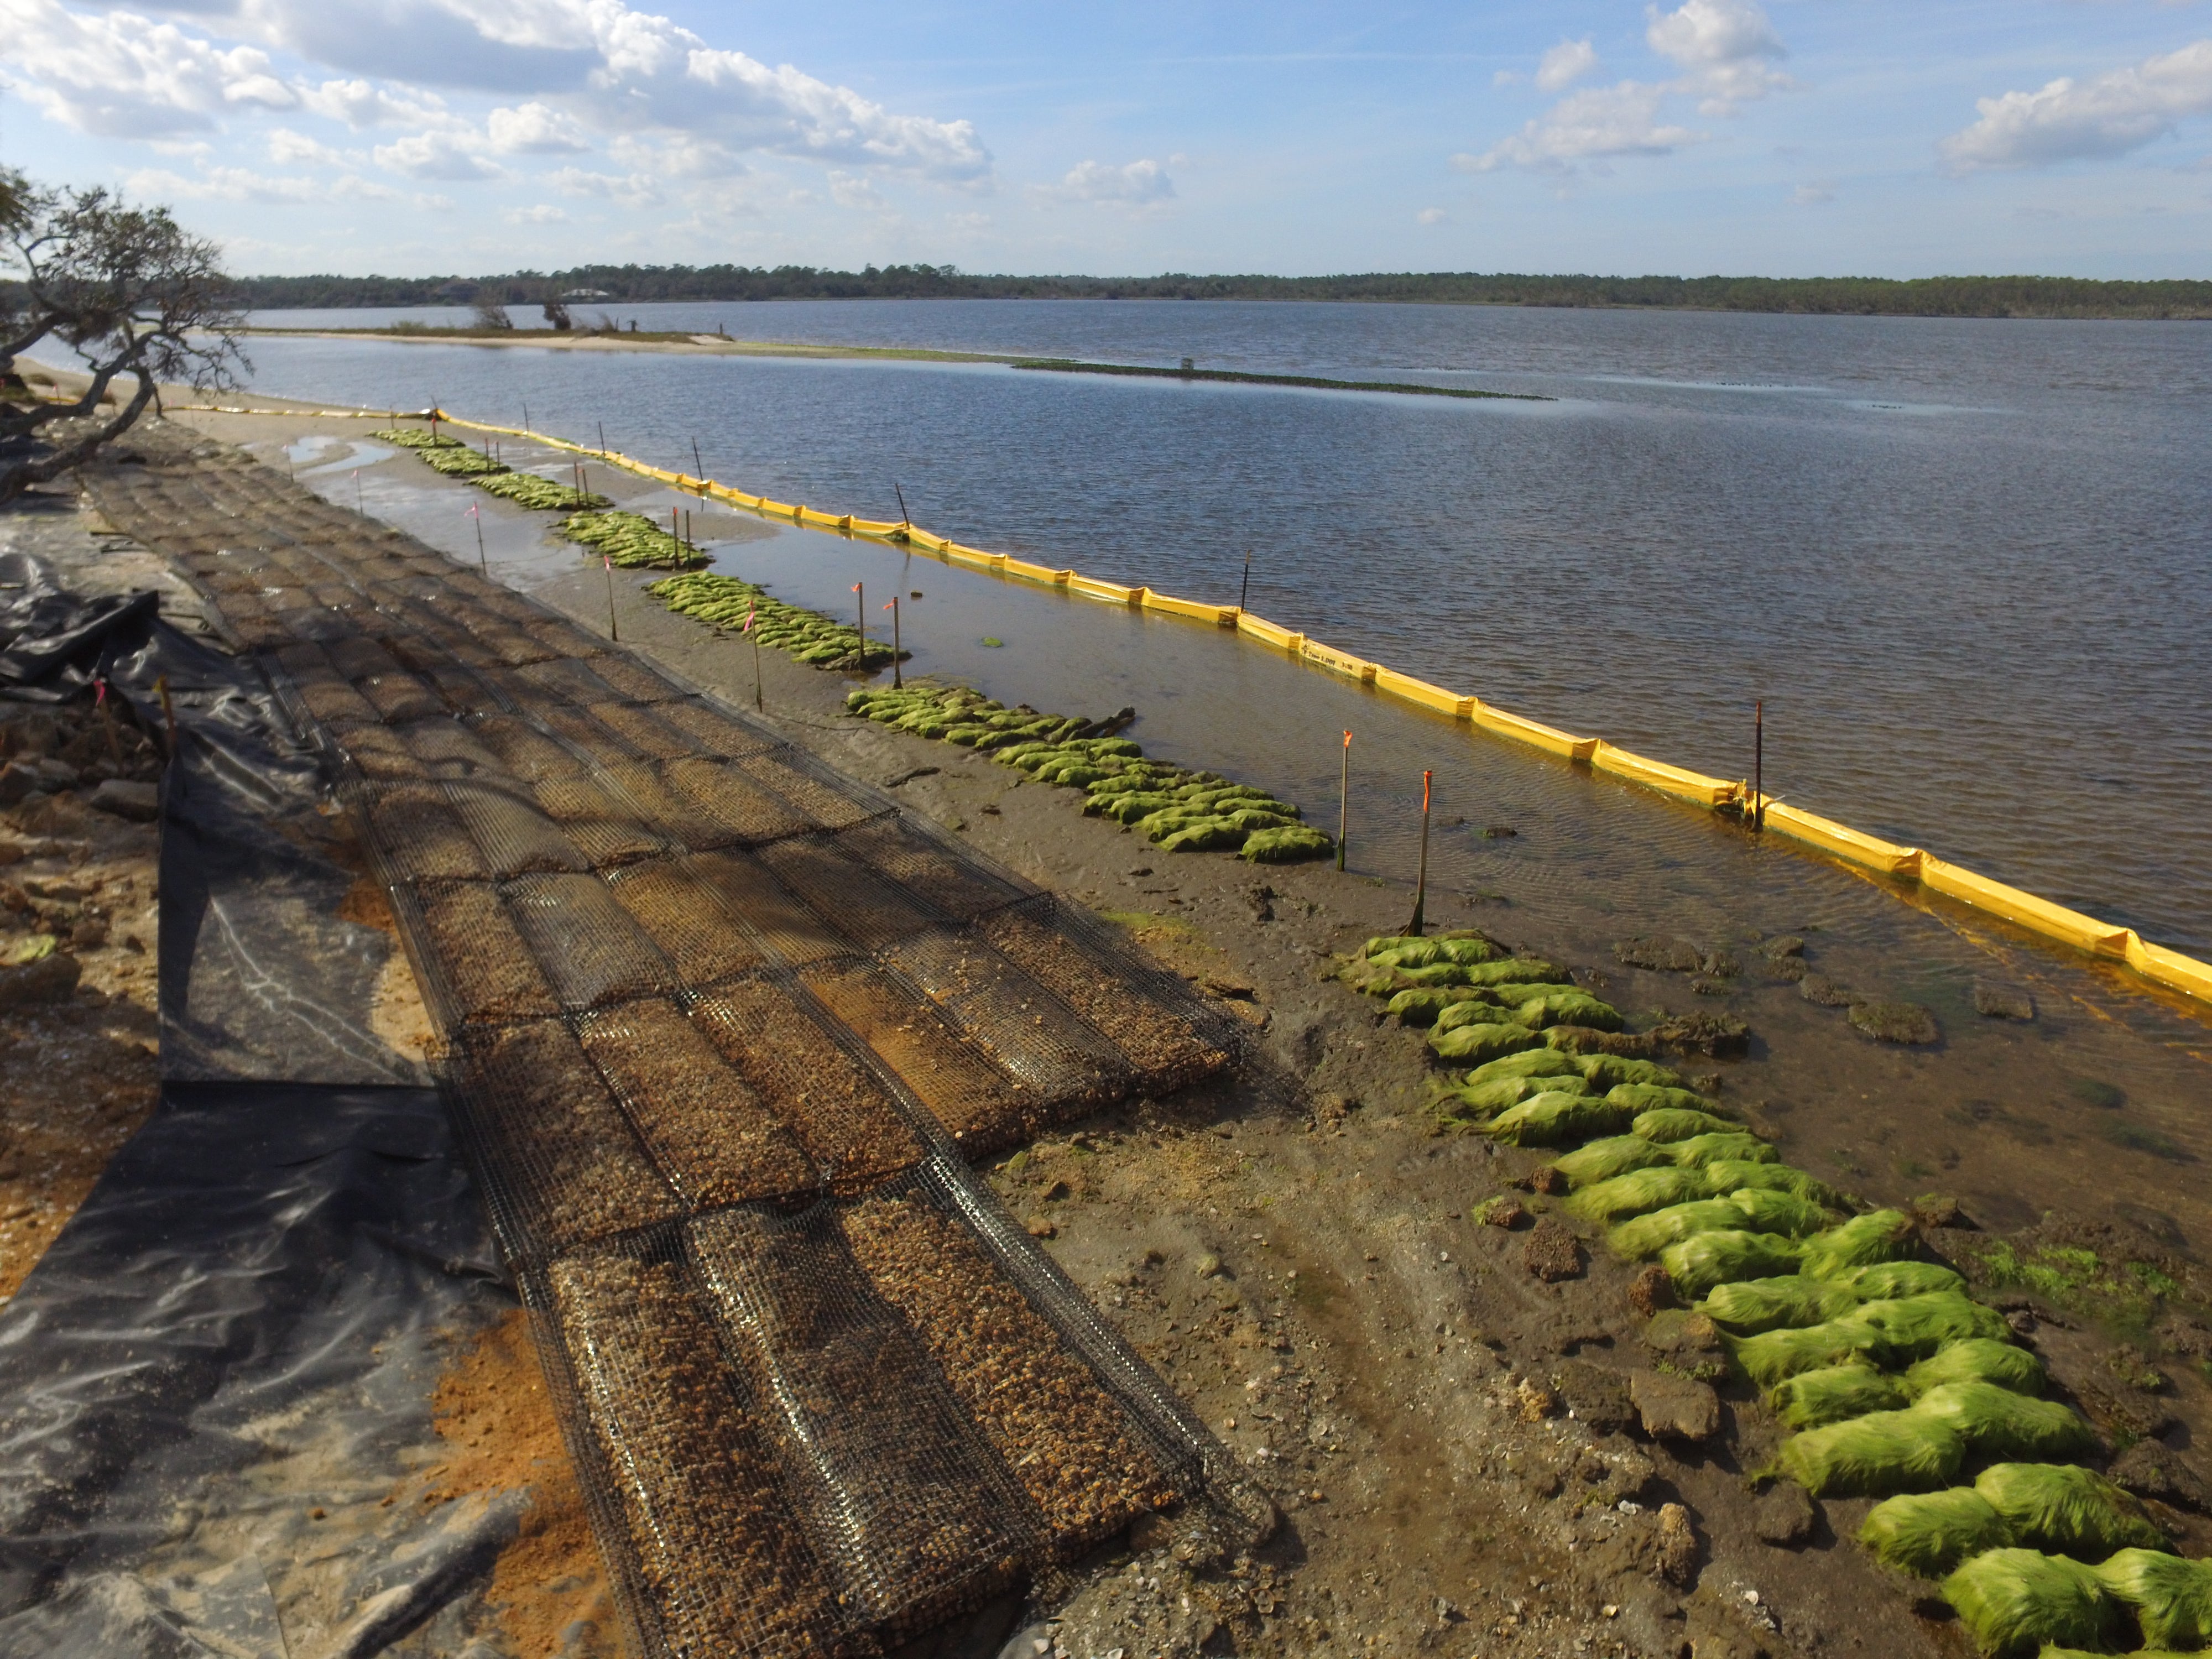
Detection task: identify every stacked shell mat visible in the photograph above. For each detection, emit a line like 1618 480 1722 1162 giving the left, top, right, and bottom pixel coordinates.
86 439 1254 1659
1342 930 2208 1659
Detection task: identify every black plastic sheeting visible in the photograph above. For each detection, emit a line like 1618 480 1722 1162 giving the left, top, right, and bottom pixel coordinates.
0 556 530 1657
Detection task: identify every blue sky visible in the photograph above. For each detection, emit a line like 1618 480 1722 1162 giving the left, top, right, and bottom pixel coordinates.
2 0 2207 278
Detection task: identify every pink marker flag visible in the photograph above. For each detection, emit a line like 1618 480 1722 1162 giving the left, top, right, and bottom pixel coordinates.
743 601 756 632
603 554 612 572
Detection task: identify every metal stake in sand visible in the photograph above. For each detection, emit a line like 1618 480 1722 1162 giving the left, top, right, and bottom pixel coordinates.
521 400 530 435
1338 729 1351 872
1406 769 1433 937
893 480 911 533
603 552 619 643
692 438 705 488
470 502 487 573
884 597 902 688
744 598 761 710
597 420 607 458
1754 698 1765 832
1239 548 1253 613
852 581 865 663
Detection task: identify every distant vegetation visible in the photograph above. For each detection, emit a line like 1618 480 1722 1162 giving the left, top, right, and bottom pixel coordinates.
227 265 2212 321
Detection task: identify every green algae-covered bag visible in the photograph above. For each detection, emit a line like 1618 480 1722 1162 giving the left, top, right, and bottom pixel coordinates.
1770 1360 1909 1430
1462 1048 1586 1088
1942 1549 2119 1658
1855 1295 2015 1364
1840 1261 1966 1301
1436 998 1524 1032
1386 986 1499 1025
1730 1317 1884 1388
1608 1199 1754 1260
1552 1135 1672 1190
1565 1166 1713 1226
1800 1210 1918 1280
1861 1488 2015 1577
1577 1056 1683 1091
1433 1072 1587 1120
1632 1107 1742 1144
2094 1549 2212 1650
1777 1408 1965 1498
1666 1135 1777 1171
1429 1022 1544 1066
1700 1276 1860 1336
1360 935 1443 962
1430 937 1505 966
1902 1340 2048 1400
1726 1186 1835 1237
1504 991 1625 1032
1662 1230 1804 1300
1975 1465 2169 1562
1609 1083 1725 1117
1912 1383 2097 1463
1241 824 1333 863
1703 1161 1847 1211
1482 1089 1631 1147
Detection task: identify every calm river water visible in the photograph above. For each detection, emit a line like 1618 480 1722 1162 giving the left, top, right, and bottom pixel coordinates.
217 300 2212 957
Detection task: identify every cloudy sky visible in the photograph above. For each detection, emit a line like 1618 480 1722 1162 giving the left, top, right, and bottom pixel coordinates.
1 0 2206 278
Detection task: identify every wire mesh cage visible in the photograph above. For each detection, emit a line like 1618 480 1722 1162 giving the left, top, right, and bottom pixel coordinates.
677 849 848 967
444 776 594 877
470 712 592 782
594 760 748 853
649 700 786 760
530 773 674 868
602 857 768 986
399 878 563 1027
659 759 820 848
756 836 941 952
499 871 680 1010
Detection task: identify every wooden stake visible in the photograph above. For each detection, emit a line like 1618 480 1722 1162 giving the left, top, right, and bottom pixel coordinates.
853 581 864 660
889 598 902 688
1239 548 1252 612
747 598 762 711
472 503 487 572
603 553 619 642
1338 729 1350 871
692 437 705 487
1406 769 1433 937
597 420 607 457
1754 700 1765 832
893 480 911 530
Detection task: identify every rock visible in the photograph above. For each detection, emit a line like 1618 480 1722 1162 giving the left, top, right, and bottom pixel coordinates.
1762 955 1808 983
1688 974 1733 997
1700 951 1743 979
1528 1165 1569 1197
1754 1481 1817 1547
1549 1359 1635 1436
1524 1219 1584 1282
70 916 108 950
1615 937 1704 973
1642 1311 1729 1380
1627 1264 1677 1318
1515 1377 1560 1422
2075 1381 2178 1442
1848 999 1939 1045
0 764 34 809
1630 1370 1721 1441
1023 1216 1056 1239
1654 1503 1701 1587
1971 979 2036 1020
0 951 81 1009
1759 936 1806 959
1475 1196 1528 1229
2110 1441 2212 1514
1129 1512 1174 1552
1799 973 1855 1007
86 778 159 821
1647 1011 1750 1057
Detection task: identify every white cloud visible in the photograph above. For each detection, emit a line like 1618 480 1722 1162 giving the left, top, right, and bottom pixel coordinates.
0 0 296 135
487 100 587 153
297 77 451 130
373 128 500 179
1416 206 1447 225
124 161 402 202
1040 158 1175 206
827 170 889 212
1646 0 1790 114
1459 81 1700 173
1536 39 1598 95
607 132 744 178
502 202 568 223
267 126 351 166
549 165 662 205
1791 181 1834 206
1940 40 2212 171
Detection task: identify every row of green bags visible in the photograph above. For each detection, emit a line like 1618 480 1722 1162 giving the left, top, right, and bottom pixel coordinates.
1945 1546 2212 1656
372 428 609 510
562 510 711 571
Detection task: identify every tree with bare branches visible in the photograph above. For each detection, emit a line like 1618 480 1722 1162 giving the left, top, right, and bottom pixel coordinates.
1 171 247 504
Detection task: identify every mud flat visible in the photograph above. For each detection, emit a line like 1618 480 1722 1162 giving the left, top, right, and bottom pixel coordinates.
170 396 2212 1659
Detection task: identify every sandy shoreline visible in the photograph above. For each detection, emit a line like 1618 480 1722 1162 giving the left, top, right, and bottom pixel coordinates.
234 327 1020 363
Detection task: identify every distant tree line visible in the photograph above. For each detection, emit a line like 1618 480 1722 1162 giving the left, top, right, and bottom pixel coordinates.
225 265 2212 320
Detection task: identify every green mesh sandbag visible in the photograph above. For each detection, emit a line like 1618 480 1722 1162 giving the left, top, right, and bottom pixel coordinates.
1482 1090 1632 1147
1460 957 1569 984
2094 1550 2212 1650
1480 979 1585 1008
1703 1161 1848 1210
1730 1313 1886 1387
1842 1261 1967 1301
1157 817 1248 853
1855 1295 2015 1363
1607 1200 1751 1260
1361 936 1442 962
1578 1056 1683 1091
1942 1549 2119 1658
1770 1361 1910 1430
1800 1210 1918 1280
1242 825 1333 863
1434 1073 1587 1120
1776 1408 1965 1498
1662 1230 1804 1300
1429 1022 1543 1065
1902 1340 2048 1400
1504 991 1625 1032
1437 999 1520 1033
1399 961 1493 988
1610 1083 1726 1117
1861 1488 2015 1577
1632 1107 1742 1143
1430 937 1504 966
1552 1135 1671 1190
1565 1166 1713 1225
1387 987 1499 1025
1700 1276 1860 1335
1975 1465 2171 1562
1462 1048 1585 1087
1725 1186 1834 1237
1912 1383 2097 1463
1667 1135 1778 1171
